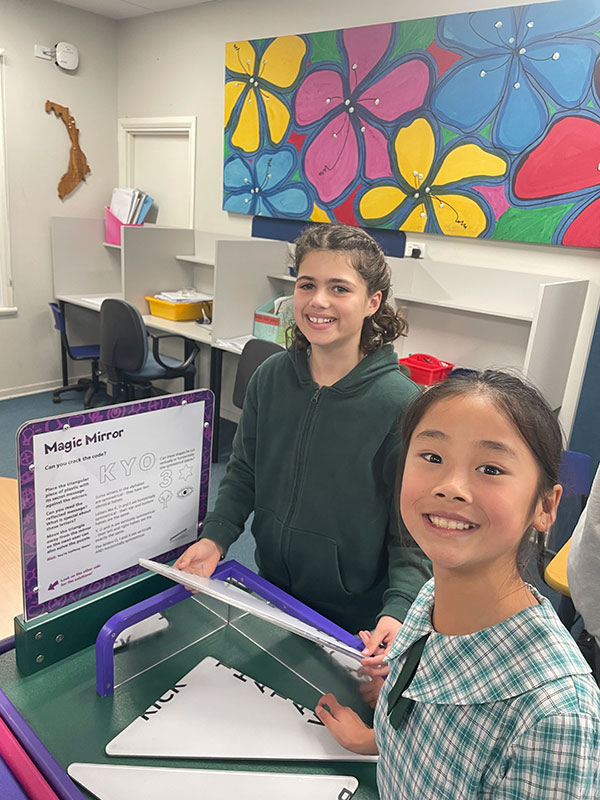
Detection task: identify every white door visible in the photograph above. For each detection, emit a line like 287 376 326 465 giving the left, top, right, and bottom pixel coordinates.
118 117 196 228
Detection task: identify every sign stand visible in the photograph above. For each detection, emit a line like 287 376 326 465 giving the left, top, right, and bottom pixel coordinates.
14 391 213 674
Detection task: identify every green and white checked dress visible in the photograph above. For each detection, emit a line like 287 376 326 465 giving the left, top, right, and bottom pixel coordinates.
374 580 600 799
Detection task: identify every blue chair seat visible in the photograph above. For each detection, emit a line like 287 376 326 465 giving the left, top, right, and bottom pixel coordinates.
70 344 101 361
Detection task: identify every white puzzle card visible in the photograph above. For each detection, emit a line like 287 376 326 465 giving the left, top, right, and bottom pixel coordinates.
113 613 169 650
68 764 359 800
138 558 362 662
106 656 377 762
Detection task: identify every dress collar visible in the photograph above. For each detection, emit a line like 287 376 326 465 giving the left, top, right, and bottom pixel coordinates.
387 579 591 705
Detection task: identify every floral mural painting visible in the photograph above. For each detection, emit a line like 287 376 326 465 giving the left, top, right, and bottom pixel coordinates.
294 24 431 205
223 0 600 248
358 117 507 237
225 36 308 153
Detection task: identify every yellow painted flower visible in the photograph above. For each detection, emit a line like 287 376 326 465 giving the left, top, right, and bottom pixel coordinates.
309 203 332 223
359 117 507 238
225 36 307 153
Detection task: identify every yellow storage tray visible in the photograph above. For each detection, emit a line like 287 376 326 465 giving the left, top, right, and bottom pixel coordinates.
145 296 213 322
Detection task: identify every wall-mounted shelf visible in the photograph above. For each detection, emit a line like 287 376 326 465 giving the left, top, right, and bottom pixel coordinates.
387 257 588 419
176 254 215 267
103 242 121 250
390 259 563 321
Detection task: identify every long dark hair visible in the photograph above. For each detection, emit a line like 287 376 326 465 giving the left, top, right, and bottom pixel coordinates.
396 370 563 577
287 224 407 354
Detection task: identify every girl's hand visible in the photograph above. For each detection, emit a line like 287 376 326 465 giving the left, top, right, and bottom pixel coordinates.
358 675 385 708
359 615 402 675
173 538 222 589
315 694 378 755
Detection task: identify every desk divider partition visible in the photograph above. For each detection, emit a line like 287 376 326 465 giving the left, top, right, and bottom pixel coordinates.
50 216 595 443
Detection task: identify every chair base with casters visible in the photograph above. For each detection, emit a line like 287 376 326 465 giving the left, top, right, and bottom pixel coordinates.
100 299 199 403
53 370 103 409
49 303 106 409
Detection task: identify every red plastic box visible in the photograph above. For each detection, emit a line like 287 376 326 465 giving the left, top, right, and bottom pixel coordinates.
398 353 454 385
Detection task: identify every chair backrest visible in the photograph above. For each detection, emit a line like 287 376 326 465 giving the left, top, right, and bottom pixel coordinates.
49 302 73 358
100 299 148 380
559 450 592 500
233 339 284 408
49 302 66 334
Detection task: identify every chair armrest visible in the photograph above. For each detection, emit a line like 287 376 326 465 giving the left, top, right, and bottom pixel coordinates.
150 333 200 370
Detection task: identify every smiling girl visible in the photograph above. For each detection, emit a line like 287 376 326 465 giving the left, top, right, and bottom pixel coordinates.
317 371 600 798
175 224 430 637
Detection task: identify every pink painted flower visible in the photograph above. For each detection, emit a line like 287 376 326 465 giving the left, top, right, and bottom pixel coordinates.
294 24 432 204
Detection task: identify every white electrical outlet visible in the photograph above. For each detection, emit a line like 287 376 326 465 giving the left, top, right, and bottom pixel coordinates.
405 240 425 259
34 45 52 61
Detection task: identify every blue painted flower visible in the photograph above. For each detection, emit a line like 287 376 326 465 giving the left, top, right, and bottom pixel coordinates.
431 1 600 153
223 147 311 218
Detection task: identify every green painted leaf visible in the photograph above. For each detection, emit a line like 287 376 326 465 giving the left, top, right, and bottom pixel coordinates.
441 126 460 145
492 203 575 244
392 18 436 58
309 30 342 64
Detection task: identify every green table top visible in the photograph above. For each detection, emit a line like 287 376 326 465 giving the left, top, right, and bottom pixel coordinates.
0 595 380 799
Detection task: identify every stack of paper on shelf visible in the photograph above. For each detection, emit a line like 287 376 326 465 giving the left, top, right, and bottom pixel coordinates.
110 188 154 224
153 290 213 303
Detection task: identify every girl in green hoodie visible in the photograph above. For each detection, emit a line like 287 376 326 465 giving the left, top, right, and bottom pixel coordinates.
175 224 430 653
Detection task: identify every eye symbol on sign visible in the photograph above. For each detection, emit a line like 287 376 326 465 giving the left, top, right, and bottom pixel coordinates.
178 486 193 498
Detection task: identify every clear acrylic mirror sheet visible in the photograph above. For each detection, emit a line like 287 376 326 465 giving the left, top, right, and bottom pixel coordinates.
110 581 371 720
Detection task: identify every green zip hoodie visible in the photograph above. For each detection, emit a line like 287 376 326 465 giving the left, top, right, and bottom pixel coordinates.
202 344 431 632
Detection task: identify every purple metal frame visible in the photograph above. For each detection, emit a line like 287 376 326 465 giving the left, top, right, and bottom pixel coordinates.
0 689 86 800
17 391 213 620
0 636 15 656
96 559 363 696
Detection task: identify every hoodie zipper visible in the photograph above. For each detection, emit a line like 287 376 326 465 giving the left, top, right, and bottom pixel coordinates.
280 386 323 572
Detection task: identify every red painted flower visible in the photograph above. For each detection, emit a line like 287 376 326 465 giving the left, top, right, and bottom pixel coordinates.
512 114 600 248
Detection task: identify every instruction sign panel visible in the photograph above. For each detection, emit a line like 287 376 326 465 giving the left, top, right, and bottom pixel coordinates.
18 391 213 619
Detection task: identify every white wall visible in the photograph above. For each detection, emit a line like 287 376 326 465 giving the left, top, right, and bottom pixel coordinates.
117 0 600 433
2 0 598 432
0 0 118 397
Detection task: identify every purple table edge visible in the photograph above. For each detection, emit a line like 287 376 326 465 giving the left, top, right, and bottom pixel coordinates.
0 689 87 800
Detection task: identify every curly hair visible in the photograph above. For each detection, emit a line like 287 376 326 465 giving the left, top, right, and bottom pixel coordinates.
287 224 407 354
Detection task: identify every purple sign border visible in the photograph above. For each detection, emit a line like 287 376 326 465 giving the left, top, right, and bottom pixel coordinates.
17 391 213 620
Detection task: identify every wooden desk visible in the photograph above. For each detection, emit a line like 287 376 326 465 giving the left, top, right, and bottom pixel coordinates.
0 478 21 639
544 539 571 597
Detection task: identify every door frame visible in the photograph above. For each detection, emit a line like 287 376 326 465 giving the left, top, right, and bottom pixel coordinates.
117 116 197 228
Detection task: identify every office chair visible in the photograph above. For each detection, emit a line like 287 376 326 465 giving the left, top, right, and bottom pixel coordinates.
49 302 104 409
99 298 199 401
232 338 284 409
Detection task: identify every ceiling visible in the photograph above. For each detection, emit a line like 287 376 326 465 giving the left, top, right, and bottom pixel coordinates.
52 0 218 21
